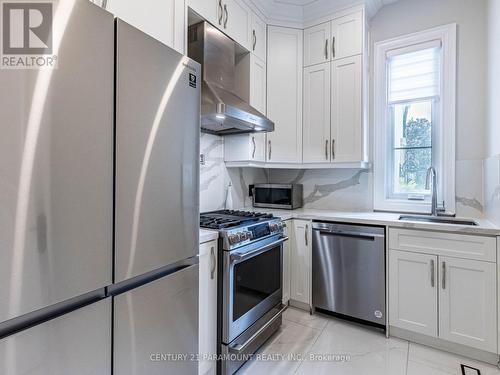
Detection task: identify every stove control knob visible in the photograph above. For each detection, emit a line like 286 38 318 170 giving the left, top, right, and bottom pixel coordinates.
243 231 251 240
282 221 287 228
269 223 278 232
229 234 240 245
278 222 284 230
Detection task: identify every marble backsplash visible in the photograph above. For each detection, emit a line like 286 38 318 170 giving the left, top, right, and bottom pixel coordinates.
484 155 500 226
200 135 487 218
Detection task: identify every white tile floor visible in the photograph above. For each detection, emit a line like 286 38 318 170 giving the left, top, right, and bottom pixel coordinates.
238 307 500 375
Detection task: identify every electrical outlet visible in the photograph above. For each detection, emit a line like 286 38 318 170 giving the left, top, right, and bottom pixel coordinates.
200 154 205 166
249 184 254 197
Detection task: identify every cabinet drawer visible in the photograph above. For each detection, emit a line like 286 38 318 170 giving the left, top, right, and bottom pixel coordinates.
389 228 496 262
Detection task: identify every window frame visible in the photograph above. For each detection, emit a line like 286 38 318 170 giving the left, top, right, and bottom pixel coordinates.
373 24 457 214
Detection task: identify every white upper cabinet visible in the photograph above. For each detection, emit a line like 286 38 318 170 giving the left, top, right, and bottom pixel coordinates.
267 26 303 163
303 22 330 67
107 0 185 53
188 0 218 25
223 0 252 50
331 55 362 162
303 62 331 163
251 13 267 61
304 10 363 66
249 54 267 114
331 11 363 60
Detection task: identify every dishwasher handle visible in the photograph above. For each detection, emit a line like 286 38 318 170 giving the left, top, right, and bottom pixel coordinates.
317 230 384 241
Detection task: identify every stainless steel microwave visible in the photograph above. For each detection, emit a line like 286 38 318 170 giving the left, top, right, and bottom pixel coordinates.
252 184 303 210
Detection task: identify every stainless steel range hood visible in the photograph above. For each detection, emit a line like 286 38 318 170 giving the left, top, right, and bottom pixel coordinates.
188 21 274 135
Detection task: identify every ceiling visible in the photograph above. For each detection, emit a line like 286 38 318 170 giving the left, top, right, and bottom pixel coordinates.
250 0 400 26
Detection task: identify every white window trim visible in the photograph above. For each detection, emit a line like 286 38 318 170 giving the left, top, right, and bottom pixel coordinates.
373 23 457 214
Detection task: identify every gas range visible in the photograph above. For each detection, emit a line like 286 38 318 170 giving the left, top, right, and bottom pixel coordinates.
200 210 285 250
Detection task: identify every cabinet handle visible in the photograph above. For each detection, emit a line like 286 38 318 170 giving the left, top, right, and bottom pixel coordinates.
210 247 216 280
218 0 223 25
442 261 446 289
253 29 257 51
430 259 435 287
252 136 256 159
331 139 335 159
325 39 328 60
325 139 329 160
332 37 336 58
268 140 272 160
305 225 309 246
223 4 228 28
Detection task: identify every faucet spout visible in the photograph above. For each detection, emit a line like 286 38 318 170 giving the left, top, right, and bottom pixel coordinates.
426 167 438 216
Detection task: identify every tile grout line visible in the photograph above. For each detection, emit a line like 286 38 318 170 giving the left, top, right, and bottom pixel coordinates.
405 341 410 375
292 317 330 375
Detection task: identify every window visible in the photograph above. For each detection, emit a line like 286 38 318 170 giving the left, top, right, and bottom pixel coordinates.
374 24 456 214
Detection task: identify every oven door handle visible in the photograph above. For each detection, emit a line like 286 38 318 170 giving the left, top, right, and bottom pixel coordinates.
229 304 288 354
230 237 288 262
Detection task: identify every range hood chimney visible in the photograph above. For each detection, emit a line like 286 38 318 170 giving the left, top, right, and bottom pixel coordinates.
188 21 274 135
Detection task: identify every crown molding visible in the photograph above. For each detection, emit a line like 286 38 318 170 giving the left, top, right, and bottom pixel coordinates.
249 0 400 27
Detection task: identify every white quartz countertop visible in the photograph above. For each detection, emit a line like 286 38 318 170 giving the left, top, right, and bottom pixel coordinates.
239 208 500 236
200 229 219 243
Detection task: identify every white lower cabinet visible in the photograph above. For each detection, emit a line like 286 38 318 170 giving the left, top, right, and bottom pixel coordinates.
282 220 291 305
389 229 498 354
290 220 311 306
199 240 217 375
439 257 497 353
389 250 438 337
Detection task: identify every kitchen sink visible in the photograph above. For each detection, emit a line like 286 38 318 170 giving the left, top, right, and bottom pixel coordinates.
398 215 478 226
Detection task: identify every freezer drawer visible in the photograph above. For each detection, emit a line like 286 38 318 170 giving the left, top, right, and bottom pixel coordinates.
0 299 111 375
113 264 199 375
312 223 386 325
0 1 114 323
114 20 201 282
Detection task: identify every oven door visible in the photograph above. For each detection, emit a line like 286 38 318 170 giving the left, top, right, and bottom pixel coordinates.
222 236 287 344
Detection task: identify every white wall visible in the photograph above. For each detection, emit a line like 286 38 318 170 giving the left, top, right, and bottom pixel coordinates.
487 0 500 158
369 0 487 161
484 0 500 225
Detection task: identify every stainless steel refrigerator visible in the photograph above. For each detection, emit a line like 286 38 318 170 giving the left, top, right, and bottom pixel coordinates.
110 19 200 375
0 2 200 374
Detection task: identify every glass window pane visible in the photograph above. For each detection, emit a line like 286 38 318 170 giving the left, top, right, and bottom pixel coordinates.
393 148 432 194
392 101 433 148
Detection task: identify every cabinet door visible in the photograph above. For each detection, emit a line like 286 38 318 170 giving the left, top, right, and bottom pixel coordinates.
282 221 291 305
331 11 362 60
303 62 331 163
199 241 218 375
251 13 267 61
290 220 311 306
107 0 185 53
224 0 252 50
188 0 218 26
304 22 331 67
224 134 266 162
389 250 438 337
267 26 303 163
250 54 267 115
439 257 497 353
331 55 362 162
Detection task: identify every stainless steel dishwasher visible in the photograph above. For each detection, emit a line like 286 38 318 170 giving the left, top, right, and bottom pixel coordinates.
312 222 386 326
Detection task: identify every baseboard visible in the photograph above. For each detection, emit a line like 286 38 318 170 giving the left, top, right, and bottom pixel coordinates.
389 326 499 366
289 299 311 312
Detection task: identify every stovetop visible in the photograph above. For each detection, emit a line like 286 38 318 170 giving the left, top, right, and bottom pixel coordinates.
200 210 275 230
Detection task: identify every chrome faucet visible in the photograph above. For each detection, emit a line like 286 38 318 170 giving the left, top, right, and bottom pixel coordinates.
425 167 439 216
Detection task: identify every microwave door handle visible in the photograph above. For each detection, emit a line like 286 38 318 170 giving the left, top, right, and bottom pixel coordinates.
230 237 289 262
